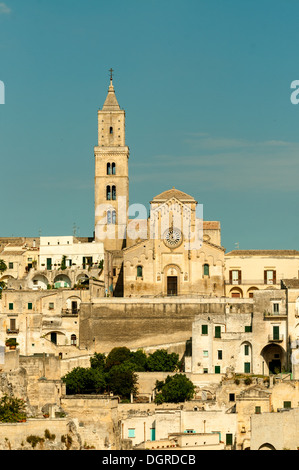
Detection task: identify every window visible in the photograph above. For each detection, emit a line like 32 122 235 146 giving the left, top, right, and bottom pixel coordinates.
230 270 241 285
203 368 208 374
109 126 113 135
107 210 116 225
245 326 252 333
226 434 233 446
112 163 116 175
49 303 54 310
229 393 235 402
137 266 143 278
283 401 291 409
255 407 261 414
107 163 111 175
8 262 13 269
28 303 33 310
10 319 16 330
106 186 111 201
218 350 223 360
128 429 135 439
203 264 209 277
201 325 208 335
112 185 116 201
215 326 221 338
215 366 221 374
113 268 116 277
264 270 276 285
71 334 77 346
244 345 249 356
203 350 209 357
273 303 280 314
244 362 251 373
273 326 280 341
9 303 13 311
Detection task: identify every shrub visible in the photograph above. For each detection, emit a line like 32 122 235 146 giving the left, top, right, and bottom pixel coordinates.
44 429 56 441
0 395 26 423
154 374 195 404
26 435 44 449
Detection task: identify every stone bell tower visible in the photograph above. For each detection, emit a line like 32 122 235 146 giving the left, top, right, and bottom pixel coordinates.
94 71 129 251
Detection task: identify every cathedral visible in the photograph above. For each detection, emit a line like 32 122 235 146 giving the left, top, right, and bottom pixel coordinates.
94 76 225 298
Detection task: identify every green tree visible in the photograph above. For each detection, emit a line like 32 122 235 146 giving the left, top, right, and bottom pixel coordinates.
62 367 106 395
0 260 7 276
60 255 67 271
154 374 195 404
146 349 179 372
127 350 148 372
105 347 131 370
0 395 27 423
0 280 6 299
106 364 138 399
90 352 106 372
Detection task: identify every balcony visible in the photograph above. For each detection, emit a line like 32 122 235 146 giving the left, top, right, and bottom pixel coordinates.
264 312 287 319
61 308 80 316
6 329 19 335
268 334 284 343
225 279 279 286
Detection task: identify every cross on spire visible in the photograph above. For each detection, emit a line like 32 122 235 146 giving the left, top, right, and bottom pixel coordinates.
109 68 114 82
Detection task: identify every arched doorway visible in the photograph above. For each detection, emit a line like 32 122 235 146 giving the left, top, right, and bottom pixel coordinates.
163 265 181 296
247 287 259 298
229 287 243 298
258 443 276 450
54 274 71 289
30 274 49 290
261 343 286 375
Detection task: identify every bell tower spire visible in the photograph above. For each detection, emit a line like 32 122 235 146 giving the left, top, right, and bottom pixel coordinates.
94 71 130 251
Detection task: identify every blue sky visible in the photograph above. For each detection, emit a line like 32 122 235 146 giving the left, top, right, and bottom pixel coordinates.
0 0 299 252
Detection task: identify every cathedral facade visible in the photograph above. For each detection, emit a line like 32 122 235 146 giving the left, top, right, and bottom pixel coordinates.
94 78 225 298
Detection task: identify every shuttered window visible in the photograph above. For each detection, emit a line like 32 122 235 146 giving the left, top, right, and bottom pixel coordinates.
215 326 221 338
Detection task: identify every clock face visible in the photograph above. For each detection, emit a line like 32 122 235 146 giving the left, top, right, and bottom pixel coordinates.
164 228 182 248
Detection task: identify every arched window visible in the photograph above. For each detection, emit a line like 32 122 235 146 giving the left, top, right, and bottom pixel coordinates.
71 334 77 346
112 185 116 200
137 266 143 278
107 210 116 225
112 162 116 175
106 186 111 201
203 264 210 277
110 126 113 135
107 163 111 175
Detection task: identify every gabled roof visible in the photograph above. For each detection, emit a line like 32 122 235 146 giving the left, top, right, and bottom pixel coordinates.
152 187 196 203
281 279 299 289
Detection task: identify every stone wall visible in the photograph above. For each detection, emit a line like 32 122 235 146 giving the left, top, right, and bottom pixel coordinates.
0 418 80 450
60 395 121 450
79 298 253 354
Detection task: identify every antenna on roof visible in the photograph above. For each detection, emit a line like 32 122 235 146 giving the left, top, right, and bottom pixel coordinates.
235 242 239 250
